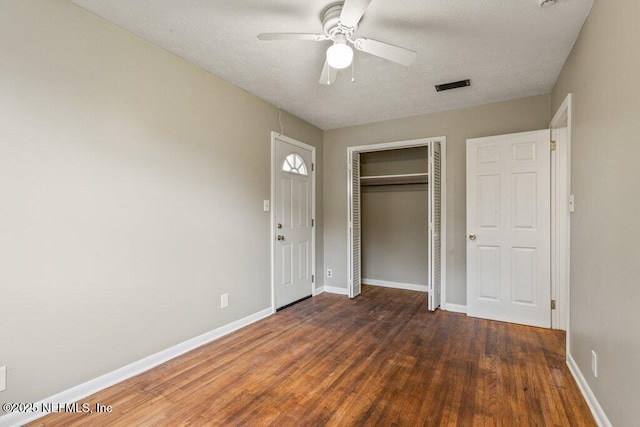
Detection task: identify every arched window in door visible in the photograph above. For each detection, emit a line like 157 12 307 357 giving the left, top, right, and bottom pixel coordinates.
282 153 308 176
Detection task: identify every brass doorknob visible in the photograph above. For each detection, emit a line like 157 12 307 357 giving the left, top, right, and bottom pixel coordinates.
277 223 283 229
469 234 477 241
277 235 285 241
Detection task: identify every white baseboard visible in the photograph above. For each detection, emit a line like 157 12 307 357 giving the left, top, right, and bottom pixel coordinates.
312 286 325 296
566 353 611 427
362 278 428 293
324 286 349 296
444 303 468 314
0 307 273 427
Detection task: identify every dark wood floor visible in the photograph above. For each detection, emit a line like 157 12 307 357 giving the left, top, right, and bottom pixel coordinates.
32 286 594 426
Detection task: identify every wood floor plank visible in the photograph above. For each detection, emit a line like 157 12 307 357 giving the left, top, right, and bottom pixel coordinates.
30 286 595 426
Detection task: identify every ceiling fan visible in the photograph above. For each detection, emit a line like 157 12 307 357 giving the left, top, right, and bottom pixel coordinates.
257 0 417 85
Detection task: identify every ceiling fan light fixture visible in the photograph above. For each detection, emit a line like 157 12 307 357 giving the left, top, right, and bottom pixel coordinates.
257 0 417 84
326 42 353 70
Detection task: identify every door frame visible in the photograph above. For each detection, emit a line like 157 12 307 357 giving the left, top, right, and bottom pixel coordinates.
550 94 572 335
346 136 447 305
270 132 316 313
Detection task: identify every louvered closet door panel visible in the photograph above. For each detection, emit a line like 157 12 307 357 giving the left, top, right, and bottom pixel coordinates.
432 142 442 310
350 152 361 298
428 141 442 311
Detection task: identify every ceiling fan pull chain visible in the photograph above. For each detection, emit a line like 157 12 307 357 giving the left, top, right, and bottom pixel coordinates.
351 59 355 83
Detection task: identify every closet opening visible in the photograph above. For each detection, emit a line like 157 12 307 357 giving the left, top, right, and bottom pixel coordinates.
347 137 446 311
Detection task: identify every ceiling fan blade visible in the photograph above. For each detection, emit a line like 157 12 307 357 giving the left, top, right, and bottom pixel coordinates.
319 60 338 85
257 33 327 41
353 38 417 67
339 0 373 28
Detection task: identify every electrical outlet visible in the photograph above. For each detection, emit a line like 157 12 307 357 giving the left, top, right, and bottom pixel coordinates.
327 269 332 278
0 366 6 392
221 293 229 309
591 350 598 378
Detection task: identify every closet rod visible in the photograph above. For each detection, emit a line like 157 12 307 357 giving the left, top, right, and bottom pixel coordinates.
360 173 429 187
361 182 429 187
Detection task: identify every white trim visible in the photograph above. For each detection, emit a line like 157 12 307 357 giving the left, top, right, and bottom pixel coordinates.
567 353 612 427
312 286 325 296
363 278 428 293
270 134 276 313
270 132 316 312
551 93 571 127
347 136 447 309
549 94 572 336
0 308 273 427
348 137 445 153
444 303 468 314
324 286 349 296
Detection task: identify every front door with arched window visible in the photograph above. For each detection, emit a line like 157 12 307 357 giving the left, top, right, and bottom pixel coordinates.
274 136 314 309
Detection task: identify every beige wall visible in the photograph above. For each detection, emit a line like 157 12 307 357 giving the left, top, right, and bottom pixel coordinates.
360 147 429 176
324 95 550 304
8 1 637 423
0 0 323 409
551 0 640 424
362 185 429 286
361 148 429 285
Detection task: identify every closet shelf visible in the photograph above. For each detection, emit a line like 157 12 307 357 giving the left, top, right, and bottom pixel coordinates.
360 172 429 186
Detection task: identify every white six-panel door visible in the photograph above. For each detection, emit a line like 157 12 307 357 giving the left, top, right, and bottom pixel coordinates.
274 138 313 309
466 130 551 328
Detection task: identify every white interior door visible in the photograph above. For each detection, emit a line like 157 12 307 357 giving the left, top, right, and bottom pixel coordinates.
274 138 313 309
428 141 442 311
466 130 551 328
348 151 361 298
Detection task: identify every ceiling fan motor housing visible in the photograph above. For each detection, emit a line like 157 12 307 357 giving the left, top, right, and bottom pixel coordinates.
322 3 357 37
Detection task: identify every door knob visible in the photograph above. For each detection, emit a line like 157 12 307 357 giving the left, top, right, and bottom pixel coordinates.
277 223 282 229
469 234 477 241
277 235 285 241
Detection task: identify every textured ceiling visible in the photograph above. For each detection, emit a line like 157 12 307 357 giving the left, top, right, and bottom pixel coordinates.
68 0 593 130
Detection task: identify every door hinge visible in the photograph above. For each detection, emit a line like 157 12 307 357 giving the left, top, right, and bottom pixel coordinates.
550 141 557 151
312 163 314 172
551 299 556 310
312 275 314 283
312 219 314 227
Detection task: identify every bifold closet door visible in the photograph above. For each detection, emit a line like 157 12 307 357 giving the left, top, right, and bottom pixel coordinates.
428 141 442 311
348 152 361 298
